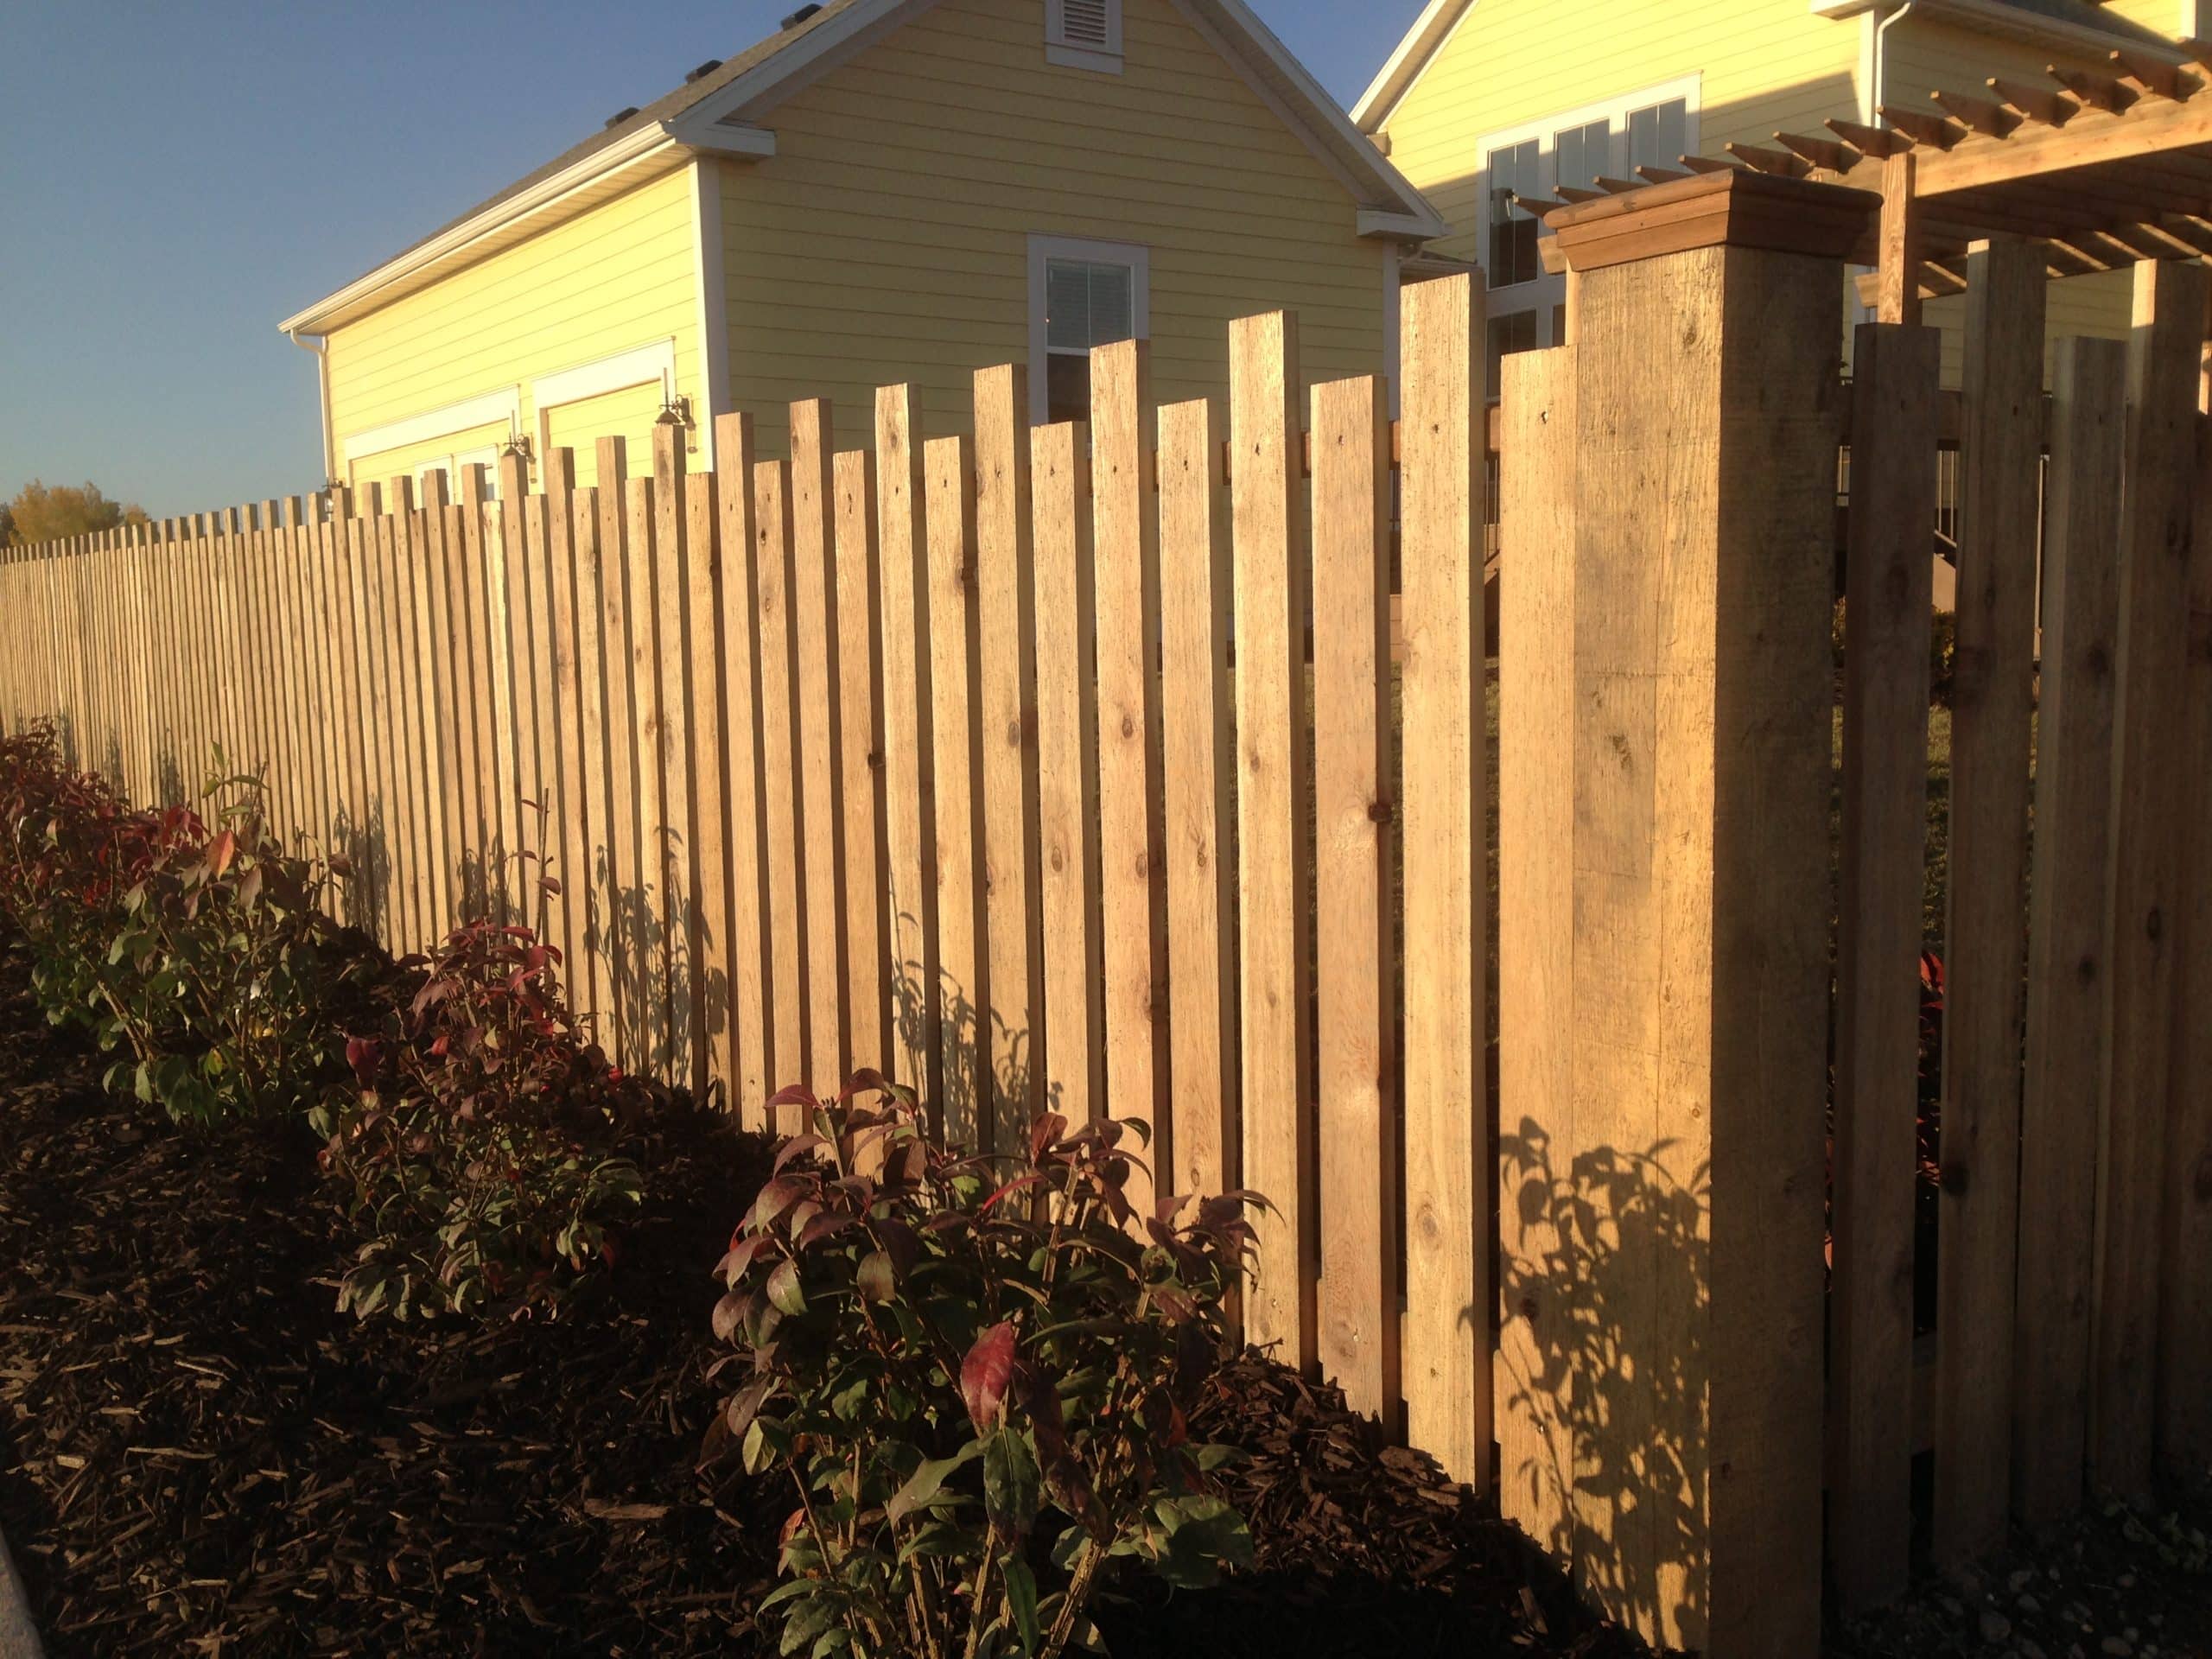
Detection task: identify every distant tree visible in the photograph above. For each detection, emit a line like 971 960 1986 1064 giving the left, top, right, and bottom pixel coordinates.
5 480 151 548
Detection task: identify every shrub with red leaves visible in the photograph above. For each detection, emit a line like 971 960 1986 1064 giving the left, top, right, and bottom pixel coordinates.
709 1080 1262 1658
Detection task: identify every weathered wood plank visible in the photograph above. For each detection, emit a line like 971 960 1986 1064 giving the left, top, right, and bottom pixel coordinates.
1934 237 2046 1563
1400 273 1489 1489
1155 397 1234 1200
2094 257 2209 1503
925 435 985 1148
653 425 697 1089
791 401 848 1093
834 448 889 1079
1311 372 1399 1424
715 413 771 1124
753 457 809 1126
1497 343 1574 1558
2015 337 2126 1528
686 468 729 1103
1831 321 1941 1610
1029 420 1102 1127
1230 313 1315 1371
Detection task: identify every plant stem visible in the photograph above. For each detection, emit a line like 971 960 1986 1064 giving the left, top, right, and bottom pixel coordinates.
960 1535 999 1659
1039 1539 1105 1659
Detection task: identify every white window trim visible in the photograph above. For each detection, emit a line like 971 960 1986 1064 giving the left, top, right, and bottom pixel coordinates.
1473 73 1701 346
531 337 680 471
1026 234 1151 425
690 159 730 472
340 385 522 470
1046 0 1122 73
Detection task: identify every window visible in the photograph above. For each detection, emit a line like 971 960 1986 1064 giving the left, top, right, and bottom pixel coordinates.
1627 97 1688 178
1475 78 1699 365
1027 235 1148 424
1487 139 1542 289
1486 310 1538 390
1047 0 1121 71
1554 118 1609 195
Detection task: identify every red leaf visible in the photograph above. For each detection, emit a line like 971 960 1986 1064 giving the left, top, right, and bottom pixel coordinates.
766 1083 819 1111
961 1322 1018 1432
207 829 238 880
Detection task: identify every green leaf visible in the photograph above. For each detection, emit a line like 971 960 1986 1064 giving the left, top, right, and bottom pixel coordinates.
885 1442 981 1525
1001 1557 1039 1654
981 1427 1041 1541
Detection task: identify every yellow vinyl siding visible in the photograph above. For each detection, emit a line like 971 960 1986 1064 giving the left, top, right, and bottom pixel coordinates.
346 420 509 494
544 382 671 491
1375 0 1861 264
325 166 703 489
718 0 1387 454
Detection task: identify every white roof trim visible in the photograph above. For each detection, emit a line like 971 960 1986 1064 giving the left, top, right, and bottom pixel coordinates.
1814 0 2186 55
1352 0 1476 131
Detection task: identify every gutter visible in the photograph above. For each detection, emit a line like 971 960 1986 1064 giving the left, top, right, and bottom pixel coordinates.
1816 0 2188 62
288 330 334 486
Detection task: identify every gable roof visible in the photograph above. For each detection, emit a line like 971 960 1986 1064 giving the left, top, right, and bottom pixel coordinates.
283 0 1442 337
1351 0 2183 132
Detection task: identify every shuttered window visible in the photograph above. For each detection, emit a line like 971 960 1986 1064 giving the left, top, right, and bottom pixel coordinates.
1027 235 1149 425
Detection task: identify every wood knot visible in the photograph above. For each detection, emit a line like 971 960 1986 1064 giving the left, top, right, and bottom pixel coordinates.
2195 1157 2212 1203
2145 906 2163 943
1368 796 1395 826
1941 1160 1970 1196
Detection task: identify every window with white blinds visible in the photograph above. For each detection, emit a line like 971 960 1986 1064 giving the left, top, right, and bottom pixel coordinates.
1027 234 1148 424
1047 0 1121 67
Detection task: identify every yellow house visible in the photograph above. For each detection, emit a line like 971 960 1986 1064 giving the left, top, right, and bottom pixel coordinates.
279 0 1442 494
1353 0 2202 385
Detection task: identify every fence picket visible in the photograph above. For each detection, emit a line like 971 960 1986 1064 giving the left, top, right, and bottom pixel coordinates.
713 412 772 1125
875 387 938 1105
753 457 808 1126
653 424 696 1089
1028 420 1101 1126
684 467 726 1102
925 435 984 1147
1091 340 1167 1211
791 402 848 1093
834 448 888 1079
1832 320 1941 1607
1156 397 1233 1200
1230 312 1314 1372
2015 337 2126 1526
1311 373 1397 1424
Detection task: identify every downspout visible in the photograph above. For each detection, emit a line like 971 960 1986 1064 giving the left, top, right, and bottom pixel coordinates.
1872 0 1919 124
287 330 334 489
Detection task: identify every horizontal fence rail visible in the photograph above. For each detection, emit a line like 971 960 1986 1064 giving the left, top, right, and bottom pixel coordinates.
3 205 2208 1652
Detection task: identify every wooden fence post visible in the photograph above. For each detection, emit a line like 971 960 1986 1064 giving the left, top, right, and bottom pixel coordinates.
1545 167 1863 1654
1830 318 1940 1611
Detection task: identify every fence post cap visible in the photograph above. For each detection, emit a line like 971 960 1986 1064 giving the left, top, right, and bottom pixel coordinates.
1543 168 1880 275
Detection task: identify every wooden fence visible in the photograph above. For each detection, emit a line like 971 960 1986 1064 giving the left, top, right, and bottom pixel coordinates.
2 168 2208 1655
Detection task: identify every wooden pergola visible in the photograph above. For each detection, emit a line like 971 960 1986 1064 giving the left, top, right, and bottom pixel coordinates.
1525 41 2212 336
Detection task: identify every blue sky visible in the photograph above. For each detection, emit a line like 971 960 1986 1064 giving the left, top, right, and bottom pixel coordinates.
0 1 1426 517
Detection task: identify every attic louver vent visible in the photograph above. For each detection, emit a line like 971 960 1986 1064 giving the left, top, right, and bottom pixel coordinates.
1057 0 1113 48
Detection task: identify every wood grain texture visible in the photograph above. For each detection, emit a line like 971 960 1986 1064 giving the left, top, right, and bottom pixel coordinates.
563 474 613 1029
686 469 729 1103
753 458 809 1127
1400 273 1489 1491
1311 372 1399 1425
1829 321 1940 1613
2015 337 2126 1529
2094 257 2209 1503
874 386 938 1106
1570 244 1834 1655
623 474 668 1071
834 448 889 1080
653 425 696 1087
925 435 985 1148
715 413 771 1124
1091 340 1169 1211
593 440 642 1064
540 454 590 1020
1155 397 1235 1200
1934 236 2045 1564
1497 344 1574 1559
974 365 1046 1154
1029 420 1103 1126
1230 313 1315 1373
791 401 849 1093
2163 385 2212 1474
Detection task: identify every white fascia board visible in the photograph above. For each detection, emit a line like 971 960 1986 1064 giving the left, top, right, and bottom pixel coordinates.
279 124 685 336
1351 0 1476 131
1814 0 2187 59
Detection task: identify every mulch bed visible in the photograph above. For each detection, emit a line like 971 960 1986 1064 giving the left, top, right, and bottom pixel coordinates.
0 937 1648 1657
